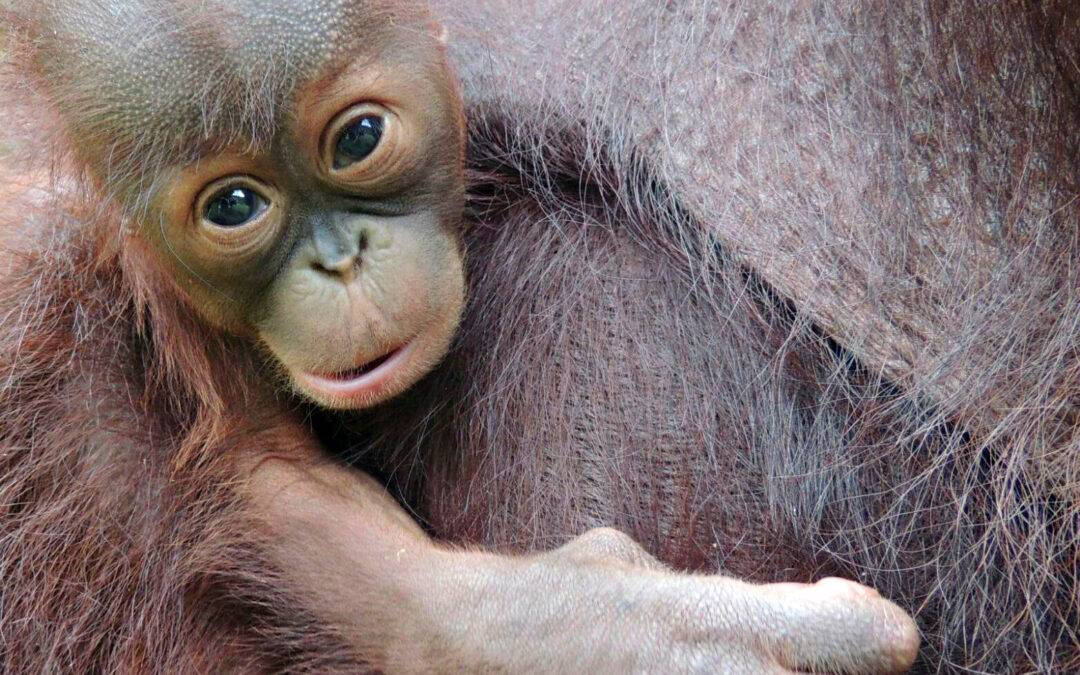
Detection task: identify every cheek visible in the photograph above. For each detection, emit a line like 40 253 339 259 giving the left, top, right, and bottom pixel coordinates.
363 226 463 321
131 233 251 334
138 208 288 334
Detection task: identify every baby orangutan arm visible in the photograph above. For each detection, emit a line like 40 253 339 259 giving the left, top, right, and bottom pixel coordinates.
245 442 919 674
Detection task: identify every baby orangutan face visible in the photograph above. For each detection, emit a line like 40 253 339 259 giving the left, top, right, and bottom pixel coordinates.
100 2 467 409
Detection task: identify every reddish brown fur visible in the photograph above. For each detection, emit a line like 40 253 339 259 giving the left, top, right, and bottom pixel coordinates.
0 65 365 672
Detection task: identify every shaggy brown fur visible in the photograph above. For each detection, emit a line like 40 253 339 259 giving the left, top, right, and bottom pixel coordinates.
331 2 1078 672
0 186 364 671
0 19 366 674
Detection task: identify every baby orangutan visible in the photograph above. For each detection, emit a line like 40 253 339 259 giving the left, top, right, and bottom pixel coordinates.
1 0 918 671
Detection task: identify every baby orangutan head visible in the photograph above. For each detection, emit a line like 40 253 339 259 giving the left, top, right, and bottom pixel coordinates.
31 0 466 409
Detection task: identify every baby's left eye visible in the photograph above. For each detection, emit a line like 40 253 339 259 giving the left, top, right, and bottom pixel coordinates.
334 114 385 168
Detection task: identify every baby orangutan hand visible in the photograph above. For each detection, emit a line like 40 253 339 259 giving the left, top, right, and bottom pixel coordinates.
245 450 919 674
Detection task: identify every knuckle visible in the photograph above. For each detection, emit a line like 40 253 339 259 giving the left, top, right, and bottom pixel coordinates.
582 526 638 549
551 527 656 568
815 576 879 599
573 527 649 561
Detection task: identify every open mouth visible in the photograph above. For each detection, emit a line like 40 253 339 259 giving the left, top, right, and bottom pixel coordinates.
294 339 416 406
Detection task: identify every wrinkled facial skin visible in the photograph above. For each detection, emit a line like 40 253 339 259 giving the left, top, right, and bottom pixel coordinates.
43 0 467 409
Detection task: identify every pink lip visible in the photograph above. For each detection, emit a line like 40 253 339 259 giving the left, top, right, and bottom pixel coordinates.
294 339 415 404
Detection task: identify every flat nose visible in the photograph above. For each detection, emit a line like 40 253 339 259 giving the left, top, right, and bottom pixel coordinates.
311 220 367 281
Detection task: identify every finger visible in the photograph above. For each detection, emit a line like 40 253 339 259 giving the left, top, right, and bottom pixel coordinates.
754 577 920 674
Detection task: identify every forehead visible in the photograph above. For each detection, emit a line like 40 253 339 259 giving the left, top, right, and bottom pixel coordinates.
35 0 426 179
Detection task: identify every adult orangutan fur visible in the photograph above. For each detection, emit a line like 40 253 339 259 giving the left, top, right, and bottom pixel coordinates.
329 1 1076 672
0 1 1077 674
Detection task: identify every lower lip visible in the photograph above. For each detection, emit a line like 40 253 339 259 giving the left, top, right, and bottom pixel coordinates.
294 340 415 405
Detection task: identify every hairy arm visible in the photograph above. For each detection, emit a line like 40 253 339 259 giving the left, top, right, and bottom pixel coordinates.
244 437 918 674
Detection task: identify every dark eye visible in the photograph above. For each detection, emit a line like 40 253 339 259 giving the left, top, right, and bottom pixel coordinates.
334 114 384 168
204 186 265 227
